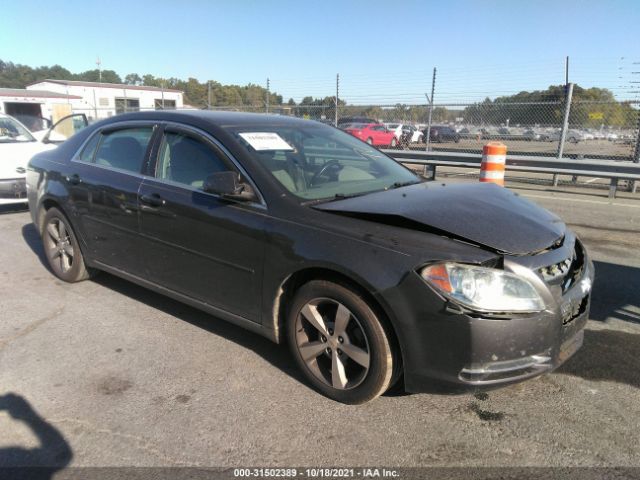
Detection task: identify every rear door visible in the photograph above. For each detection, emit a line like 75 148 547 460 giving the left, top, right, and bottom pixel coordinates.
138 124 266 322
66 122 157 274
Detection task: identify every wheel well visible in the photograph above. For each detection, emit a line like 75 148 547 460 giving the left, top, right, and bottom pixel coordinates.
274 267 404 374
38 199 61 234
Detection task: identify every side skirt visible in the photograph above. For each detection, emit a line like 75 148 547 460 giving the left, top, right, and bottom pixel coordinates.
92 260 279 343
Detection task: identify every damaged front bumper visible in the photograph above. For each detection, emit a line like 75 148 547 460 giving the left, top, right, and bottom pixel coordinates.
378 232 594 393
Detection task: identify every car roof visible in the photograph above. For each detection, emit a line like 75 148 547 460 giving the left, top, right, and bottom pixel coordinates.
98 110 319 129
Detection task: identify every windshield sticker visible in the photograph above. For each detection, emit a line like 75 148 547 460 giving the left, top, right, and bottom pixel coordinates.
239 132 294 151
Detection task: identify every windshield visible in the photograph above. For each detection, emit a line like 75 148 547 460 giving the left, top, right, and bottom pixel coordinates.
228 123 420 201
0 116 36 143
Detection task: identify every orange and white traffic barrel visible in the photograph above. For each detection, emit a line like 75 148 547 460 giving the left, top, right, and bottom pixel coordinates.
480 142 506 186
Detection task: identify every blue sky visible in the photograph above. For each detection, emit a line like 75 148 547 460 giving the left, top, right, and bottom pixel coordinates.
1 0 638 104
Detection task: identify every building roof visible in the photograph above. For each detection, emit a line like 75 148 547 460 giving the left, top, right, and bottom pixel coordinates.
0 88 82 99
27 79 183 93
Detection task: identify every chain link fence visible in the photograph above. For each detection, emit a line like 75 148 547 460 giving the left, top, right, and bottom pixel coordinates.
64 89 640 164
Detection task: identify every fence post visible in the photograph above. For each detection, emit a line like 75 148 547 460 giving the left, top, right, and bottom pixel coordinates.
266 78 270 113
335 73 339 127
553 83 574 186
632 111 640 193
424 67 436 154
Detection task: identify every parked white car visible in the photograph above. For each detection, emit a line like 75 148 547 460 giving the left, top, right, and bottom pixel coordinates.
384 123 423 143
0 113 87 205
384 123 403 139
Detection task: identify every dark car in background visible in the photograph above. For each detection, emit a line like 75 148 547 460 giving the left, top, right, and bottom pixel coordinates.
423 125 460 143
27 111 593 404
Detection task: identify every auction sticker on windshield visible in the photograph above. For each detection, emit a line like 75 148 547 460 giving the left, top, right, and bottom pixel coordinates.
239 132 294 151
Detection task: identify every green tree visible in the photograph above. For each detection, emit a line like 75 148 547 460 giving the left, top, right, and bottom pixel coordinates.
462 84 636 128
124 73 142 85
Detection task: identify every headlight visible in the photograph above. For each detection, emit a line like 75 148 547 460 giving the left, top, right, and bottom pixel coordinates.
420 263 544 313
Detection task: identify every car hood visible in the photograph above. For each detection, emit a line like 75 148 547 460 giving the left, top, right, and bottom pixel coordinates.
313 182 566 255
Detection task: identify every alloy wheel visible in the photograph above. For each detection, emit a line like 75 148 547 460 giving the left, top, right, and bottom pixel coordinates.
295 297 370 390
44 217 75 275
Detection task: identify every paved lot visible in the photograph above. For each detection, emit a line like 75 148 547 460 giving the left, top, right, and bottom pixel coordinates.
1 181 639 469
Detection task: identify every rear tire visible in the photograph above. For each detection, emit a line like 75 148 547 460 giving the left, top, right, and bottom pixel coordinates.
390 138 397 147
42 207 94 282
287 280 396 404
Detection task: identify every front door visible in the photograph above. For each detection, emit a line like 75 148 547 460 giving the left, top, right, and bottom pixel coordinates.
138 125 266 322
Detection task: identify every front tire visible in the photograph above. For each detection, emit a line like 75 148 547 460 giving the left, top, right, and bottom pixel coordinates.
390 137 397 147
287 280 396 404
42 207 93 282
366 137 373 145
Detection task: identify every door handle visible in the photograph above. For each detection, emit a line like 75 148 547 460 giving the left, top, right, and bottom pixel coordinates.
66 174 81 185
16 167 26 174
140 193 166 207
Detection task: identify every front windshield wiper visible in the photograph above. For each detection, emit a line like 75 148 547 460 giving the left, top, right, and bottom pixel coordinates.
303 191 370 206
386 180 422 190
304 181 424 206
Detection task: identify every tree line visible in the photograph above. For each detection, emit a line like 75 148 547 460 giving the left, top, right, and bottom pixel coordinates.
462 85 638 128
1 59 635 127
0 59 282 108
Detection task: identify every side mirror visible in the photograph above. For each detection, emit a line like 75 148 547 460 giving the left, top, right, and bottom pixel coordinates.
203 171 256 202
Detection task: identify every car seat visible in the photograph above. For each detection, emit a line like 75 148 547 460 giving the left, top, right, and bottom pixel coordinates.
99 137 143 171
169 137 226 188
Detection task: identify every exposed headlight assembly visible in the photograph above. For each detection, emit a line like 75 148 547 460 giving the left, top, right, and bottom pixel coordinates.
421 263 545 313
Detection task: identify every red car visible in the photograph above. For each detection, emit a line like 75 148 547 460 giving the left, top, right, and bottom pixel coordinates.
343 123 397 147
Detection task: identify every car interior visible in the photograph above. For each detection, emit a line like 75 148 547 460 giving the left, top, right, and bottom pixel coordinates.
94 128 153 173
157 133 228 188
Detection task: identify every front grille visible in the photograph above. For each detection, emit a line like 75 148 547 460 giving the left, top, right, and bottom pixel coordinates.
539 239 585 293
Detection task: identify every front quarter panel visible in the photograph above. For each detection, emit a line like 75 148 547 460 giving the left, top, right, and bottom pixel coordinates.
260 206 499 344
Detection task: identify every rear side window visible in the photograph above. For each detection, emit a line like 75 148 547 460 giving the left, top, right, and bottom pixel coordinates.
77 132 101 163
94 127 154 173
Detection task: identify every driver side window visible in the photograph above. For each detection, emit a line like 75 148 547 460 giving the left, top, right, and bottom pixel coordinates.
156 132 230 189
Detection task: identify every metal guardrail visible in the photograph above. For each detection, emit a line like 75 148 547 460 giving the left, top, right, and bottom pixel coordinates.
383 149 640 199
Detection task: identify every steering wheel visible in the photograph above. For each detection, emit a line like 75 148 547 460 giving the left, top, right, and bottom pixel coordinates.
310 160 344 186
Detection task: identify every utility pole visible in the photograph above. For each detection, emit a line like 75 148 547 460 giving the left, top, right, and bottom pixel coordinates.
96 57 102 83
632 62 640 192
565 56 569 86
266 77 270 113
425 67 437 152
207 81 211 110
161 81 165 109
335 73 340 127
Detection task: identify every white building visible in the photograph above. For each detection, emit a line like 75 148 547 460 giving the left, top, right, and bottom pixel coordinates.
0 88 81 127
26 79 184 121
